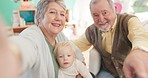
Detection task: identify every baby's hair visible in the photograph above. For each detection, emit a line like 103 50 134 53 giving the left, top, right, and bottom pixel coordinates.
54 41 76 58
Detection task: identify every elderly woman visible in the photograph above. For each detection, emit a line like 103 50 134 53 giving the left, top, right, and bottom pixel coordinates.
9 0 84 78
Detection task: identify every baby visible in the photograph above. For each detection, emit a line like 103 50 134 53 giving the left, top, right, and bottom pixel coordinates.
54 41 93 78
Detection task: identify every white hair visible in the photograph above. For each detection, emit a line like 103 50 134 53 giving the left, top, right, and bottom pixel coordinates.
90 0 115 12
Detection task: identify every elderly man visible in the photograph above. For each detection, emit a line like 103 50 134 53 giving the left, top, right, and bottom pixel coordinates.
73 0 148 78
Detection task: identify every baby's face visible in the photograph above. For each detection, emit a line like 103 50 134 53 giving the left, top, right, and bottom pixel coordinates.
56 46 75 68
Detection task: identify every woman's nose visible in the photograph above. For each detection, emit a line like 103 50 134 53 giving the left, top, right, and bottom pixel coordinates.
55 13 62 21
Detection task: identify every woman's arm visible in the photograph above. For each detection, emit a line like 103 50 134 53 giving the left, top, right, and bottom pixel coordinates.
0 19 21 78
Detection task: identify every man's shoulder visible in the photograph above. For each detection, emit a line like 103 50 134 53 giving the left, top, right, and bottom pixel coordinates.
117 13 136 24
117 13 136 18
87 24 97 30
89 24 95 27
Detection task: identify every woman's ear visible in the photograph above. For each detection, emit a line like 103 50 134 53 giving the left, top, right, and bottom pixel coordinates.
39 18 41 23
38 18 43 26
65 9 69 22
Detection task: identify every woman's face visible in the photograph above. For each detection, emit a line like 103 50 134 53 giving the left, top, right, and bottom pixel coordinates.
56 46 75 68
91 0 116 32
40 2 66 35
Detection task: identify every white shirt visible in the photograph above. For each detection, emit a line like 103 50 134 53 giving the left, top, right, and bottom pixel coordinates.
58 59 92 78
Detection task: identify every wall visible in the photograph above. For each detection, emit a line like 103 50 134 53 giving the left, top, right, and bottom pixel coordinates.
0 0 20 26
0 0 39 27
65 0 75 20
0 0 78 27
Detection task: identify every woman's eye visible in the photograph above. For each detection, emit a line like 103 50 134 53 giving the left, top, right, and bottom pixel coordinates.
49 11 56 14
60 13 65 16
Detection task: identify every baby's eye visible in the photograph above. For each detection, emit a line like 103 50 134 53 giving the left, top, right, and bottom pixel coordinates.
67 55 71 57
59 55 63 58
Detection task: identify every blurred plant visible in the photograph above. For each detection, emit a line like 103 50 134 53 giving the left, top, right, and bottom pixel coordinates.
133 0 148 12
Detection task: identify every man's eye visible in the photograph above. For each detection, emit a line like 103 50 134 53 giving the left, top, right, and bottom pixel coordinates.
102 11 109 16
103 12 107 14
93 14 99 18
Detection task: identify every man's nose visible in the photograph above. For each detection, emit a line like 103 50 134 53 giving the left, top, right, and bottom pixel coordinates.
98 14 105 22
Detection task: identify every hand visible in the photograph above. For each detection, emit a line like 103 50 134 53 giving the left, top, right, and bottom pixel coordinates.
76 73 83 78
123 48 148 78
0 17 20 78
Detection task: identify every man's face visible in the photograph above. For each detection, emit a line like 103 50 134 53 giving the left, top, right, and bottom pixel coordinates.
90 0 116 32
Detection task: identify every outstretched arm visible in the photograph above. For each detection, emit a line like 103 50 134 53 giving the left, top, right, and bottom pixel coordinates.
124 16 148 78
123 48 148 78
0 17 20 78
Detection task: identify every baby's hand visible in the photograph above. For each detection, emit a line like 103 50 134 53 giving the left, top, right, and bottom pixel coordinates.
76 73 83 78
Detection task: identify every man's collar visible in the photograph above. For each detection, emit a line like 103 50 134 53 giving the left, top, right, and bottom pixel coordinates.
111 15 117 31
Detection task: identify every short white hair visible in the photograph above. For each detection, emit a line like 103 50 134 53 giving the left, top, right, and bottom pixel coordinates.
90 0 115 12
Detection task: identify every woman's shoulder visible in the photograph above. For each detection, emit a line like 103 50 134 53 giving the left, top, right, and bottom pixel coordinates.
19 26 42 36
19 26 45 43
